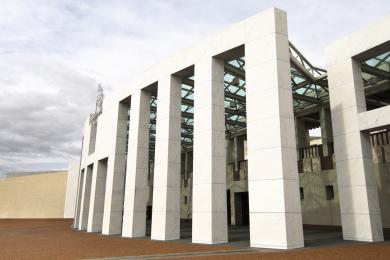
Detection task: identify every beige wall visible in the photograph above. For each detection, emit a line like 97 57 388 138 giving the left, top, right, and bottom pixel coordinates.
298 143 390 229
0 171 67 218
300 169 341 226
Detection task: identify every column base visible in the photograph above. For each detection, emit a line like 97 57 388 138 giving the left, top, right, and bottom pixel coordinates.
87 227 102 233
101 230 121 235
192 240 228 244
122 233 145 238
343 236 384 242
250 243 304 249
122 228 146 238
341 213 384 242
151 236 180 241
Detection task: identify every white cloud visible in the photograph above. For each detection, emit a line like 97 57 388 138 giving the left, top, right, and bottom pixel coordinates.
0 0 389 174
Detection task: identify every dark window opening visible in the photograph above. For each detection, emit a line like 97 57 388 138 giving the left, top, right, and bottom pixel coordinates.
325 185 334 200
300 187 304 200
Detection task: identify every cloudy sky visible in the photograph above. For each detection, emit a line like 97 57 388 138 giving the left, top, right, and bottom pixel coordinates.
0 0 389 175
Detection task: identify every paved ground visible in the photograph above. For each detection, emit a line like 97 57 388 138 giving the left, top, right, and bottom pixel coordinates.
0 219 389 259
0 219 234 259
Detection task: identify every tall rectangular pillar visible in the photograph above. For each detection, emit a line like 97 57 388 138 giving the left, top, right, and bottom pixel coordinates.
87 158 107 232
295 117 309 160
245 9 304 249
74 169 84 229
151 76 182 240
327 57 383 241
102 102 128 235
79 164 93 230
192 57 228 244
122 90 151 237
319 106 333 156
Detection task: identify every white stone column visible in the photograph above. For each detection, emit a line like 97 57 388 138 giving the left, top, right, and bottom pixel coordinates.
87 164 98 232
192 57 228 244
151 76 182 240
245 10 304 249
122 90 151 237
79 165 93 230
102 102 128 235
327 58 383 241
74 169 84 229
65 162 80 219
87 159 107 232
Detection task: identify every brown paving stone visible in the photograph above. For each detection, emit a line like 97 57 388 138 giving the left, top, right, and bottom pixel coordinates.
0 219 234 259
173 243 390 260
1 219 390 260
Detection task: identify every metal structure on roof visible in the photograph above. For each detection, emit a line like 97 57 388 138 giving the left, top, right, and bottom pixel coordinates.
90 84 104 125
139 43 390 158
362 51 390 109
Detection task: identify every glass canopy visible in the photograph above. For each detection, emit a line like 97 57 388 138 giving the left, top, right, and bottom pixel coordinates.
139 43 390 157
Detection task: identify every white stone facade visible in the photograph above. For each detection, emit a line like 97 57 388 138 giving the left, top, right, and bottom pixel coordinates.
326 14 390 242
72 8 390 249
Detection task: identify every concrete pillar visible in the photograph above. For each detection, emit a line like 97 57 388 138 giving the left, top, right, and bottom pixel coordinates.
192 57 228 244
88 123 97 155
233 137 239 172
235 136 245 180
102 102 128 235
87 164 98 232
151 75 182 240
184 152 191 182
122 90 151 237
295 117 309 160
79 164 93 230
74 169 84 229
327 58 383 241
237 136 245 162
319 106 333 156
87 159 107 232
245 10 304 249
65 162 80 219
230 191 236 225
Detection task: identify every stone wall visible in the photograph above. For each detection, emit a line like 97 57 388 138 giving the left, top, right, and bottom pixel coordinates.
175 134 390 229
0 171 67 218
299 138 390 228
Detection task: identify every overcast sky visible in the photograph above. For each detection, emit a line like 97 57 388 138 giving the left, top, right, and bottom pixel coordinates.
0 0 389 175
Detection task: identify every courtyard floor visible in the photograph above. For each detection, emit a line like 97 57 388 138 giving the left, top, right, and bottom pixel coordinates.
0 219 389 259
